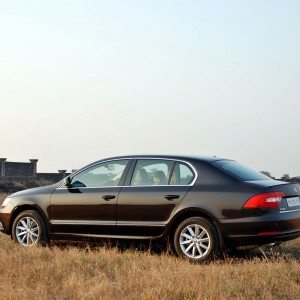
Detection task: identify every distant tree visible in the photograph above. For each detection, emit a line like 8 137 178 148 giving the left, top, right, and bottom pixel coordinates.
290 176 300 183
281 174 291 181
260 171 272 178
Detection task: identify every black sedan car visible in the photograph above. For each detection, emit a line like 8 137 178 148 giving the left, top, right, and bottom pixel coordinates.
1 155 300 261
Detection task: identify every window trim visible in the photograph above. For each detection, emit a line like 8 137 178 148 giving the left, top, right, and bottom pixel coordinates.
57 158 132 189
57 157 198 189
170 161 195 186
128 158 197 187
129 159 175 187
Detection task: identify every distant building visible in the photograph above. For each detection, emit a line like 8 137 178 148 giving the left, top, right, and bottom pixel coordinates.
0 158 69 183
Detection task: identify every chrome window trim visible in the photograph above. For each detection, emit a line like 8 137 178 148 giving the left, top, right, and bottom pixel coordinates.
128 158 197 187
129 158 197 187
58 184 193 190
57 157 132 189
57 157 198 189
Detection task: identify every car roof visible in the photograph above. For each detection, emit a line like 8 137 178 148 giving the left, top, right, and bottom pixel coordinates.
71 154 234 176
94 154 230 164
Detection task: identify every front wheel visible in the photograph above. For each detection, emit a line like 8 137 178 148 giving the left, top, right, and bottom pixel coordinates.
173 217 220 262
12 210 48 247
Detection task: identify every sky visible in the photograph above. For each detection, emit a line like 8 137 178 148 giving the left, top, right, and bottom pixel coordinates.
0 0 299 177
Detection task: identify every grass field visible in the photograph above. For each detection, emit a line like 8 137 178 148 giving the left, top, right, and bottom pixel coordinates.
0 193 299 299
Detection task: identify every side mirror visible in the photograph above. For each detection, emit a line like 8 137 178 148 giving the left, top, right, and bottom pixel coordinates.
63 176 71 187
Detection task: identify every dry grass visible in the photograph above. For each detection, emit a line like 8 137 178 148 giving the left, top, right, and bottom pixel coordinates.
0 194 299 299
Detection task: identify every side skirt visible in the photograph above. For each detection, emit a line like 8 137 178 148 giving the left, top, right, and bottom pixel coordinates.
51 232 164 240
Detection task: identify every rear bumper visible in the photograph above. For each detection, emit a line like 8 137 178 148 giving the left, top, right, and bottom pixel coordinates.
219 210 300 246
226 229 300 246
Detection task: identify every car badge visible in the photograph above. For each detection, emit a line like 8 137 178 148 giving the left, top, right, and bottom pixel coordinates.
294 187 298 193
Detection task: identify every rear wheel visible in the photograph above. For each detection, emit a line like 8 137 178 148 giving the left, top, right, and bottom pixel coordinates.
12 210 48 247
173 217 220 262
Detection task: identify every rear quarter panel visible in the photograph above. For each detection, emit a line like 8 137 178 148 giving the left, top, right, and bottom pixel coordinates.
171 160 263 220
173 182 261 220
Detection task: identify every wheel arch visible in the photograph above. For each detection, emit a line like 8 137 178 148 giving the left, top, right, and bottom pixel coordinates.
9 204 50 236
166 207 226 250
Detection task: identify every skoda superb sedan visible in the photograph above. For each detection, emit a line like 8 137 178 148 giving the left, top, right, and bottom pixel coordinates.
1 155 300 262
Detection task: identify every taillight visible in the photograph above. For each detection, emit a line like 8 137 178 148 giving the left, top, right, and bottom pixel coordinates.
243 192 285 209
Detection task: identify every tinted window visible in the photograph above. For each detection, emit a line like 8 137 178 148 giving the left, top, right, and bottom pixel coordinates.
171 162 195 185
212 160 271 181
71 160 129 187
131 159 174 186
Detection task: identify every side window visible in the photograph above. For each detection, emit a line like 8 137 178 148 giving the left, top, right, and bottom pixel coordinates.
130 159 174 186
70 160 129 188
171 162 195 185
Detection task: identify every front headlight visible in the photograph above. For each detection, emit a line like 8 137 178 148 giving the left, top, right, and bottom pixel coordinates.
2 197 12 208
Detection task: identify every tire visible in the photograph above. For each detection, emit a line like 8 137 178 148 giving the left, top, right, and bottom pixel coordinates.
173 217 220 262
12 210 49 247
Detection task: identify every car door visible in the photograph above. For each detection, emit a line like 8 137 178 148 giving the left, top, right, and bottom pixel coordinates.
116 159 196 237
50 159 131 237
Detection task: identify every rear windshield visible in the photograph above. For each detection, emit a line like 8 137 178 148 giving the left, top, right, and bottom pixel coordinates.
212 160 271 181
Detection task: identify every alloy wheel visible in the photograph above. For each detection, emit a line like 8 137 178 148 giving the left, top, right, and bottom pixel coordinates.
15 217 40 246
179 224 211 259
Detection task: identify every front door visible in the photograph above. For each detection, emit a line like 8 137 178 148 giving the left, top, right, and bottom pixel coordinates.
50 159 130 237
116 159 196 237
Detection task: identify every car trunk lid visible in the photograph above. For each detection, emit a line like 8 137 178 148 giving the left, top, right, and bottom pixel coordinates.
242 180 300 215
271 183 300 213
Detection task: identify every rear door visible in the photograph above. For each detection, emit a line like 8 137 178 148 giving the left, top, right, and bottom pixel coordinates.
116 159 196 237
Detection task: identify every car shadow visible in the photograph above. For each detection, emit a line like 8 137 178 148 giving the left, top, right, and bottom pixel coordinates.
226 245 300 261
49 239 300 261
50 239 169 254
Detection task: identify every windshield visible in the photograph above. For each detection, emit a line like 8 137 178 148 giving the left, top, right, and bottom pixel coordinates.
212 160 271 181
